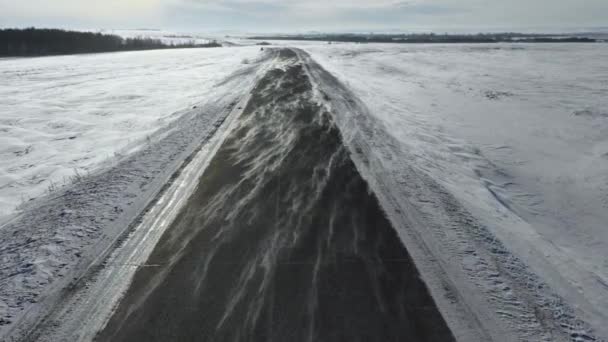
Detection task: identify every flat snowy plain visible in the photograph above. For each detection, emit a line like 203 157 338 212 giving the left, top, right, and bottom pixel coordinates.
0 46 269 340
0 47 260 221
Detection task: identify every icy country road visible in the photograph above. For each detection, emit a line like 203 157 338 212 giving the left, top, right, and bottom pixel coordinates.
23 48 604 342
1 45 607 342
0 47 273 341
97 48 454 342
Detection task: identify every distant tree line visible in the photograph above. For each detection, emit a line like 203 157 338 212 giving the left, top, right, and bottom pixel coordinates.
0 28 222 57
250 33 599 44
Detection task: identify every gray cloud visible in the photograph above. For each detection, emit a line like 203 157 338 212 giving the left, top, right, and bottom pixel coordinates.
1 0 607 32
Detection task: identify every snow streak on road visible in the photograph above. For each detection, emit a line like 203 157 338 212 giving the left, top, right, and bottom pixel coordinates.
97 48 454 342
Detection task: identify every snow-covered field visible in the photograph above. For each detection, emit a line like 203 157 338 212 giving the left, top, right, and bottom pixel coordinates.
0 46 260 222
302 42 608 337
1 41 607 340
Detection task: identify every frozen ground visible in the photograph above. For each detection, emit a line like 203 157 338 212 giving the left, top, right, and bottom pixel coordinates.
0 47 260 222
302 42 608 339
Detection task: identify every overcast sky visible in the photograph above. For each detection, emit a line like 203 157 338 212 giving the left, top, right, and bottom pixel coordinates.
1 0 607 32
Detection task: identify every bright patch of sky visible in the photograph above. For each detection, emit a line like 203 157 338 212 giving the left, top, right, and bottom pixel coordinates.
1 0 607 32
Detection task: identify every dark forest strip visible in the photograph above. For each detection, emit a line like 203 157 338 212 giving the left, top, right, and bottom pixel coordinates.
0 28 221 57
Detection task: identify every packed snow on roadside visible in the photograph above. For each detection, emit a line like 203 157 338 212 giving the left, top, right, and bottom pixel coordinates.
0 46 260 222
303 42 608 336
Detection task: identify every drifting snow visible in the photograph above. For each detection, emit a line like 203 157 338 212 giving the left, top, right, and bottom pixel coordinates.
302 42 608 339
0 47 260 222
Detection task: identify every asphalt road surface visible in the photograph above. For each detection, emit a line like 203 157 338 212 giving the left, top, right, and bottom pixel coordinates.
97 49 454 342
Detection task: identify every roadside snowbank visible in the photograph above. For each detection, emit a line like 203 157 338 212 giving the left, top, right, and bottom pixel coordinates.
100 29 218 46
304 42 608 337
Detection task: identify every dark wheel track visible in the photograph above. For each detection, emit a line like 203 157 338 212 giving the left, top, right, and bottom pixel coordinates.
96 49 454 342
